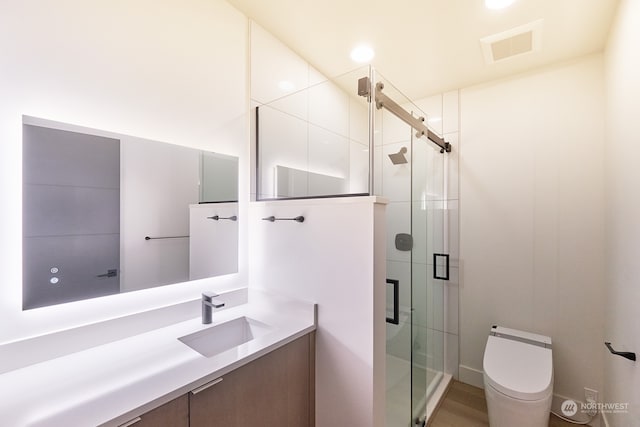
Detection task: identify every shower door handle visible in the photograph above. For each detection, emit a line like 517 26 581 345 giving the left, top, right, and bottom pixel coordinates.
433 254 450 280
386 279 399 325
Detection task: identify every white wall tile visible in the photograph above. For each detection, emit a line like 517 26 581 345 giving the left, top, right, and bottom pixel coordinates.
445 332 459 379
308 66 328 86
265 89 308 122
381 142 412 202
308 124 349 180
445 281 459 335
428 201 446 262
349 141 369 194
447 199 459 265
250 22 309 105
386 260 412 361
308 80 350 137
431 279 444 332
382 110 412 145
428 328 445 372
373 146 383 195
415 94 443 136
445 132 459 200
411 201 428 265
387 260 412 310
373 109 384 147
411 138 429 200
386 202 411 263
350 98 369 145
258 106 309 198
414 324 428 368
412 263 429 329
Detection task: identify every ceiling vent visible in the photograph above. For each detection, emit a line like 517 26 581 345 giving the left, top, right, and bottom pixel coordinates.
480 19 544 64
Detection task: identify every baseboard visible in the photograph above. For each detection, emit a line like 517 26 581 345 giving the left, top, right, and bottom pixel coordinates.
458 364 484 389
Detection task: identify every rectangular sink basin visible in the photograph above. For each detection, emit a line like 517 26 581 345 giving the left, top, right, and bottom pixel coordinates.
178 316 271 358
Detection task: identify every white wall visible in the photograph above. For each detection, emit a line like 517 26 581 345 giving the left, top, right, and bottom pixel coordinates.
458 55 606 406
0 0 249 344
248 197 386 427
603 1 640 425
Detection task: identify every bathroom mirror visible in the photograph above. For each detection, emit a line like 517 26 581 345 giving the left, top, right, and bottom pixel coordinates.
22 117 239 310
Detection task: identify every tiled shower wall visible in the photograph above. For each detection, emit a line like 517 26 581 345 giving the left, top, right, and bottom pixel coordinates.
250 22 369 200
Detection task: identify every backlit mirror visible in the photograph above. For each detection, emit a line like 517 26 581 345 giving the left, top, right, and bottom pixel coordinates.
22 117 239 310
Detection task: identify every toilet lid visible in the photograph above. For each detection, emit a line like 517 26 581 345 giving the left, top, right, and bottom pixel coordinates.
483 334 553 401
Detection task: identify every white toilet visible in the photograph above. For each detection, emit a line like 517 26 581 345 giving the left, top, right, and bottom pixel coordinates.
483 326 553 427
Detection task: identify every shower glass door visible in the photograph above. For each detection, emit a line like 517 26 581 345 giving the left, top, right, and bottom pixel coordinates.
375 71 446 426
411 111 446 422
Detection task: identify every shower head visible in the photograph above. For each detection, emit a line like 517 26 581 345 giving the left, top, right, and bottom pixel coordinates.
388 147 408 165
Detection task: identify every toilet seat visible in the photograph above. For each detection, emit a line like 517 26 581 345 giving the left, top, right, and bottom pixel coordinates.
483 326 553 401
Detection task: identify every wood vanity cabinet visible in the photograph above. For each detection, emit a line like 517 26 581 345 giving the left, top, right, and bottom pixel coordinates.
119 394 189 427
189 333 315 427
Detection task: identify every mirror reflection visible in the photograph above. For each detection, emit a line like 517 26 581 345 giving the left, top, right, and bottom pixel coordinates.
22 118 239 310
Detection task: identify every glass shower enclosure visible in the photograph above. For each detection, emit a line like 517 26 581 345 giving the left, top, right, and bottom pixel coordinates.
370 72 450 426
253 64 452 426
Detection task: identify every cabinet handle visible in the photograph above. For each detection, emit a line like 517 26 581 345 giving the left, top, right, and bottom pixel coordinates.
191 377 223 395
119 417 141 427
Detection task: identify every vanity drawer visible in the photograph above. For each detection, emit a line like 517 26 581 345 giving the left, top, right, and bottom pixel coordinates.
118 394 188 427
189 333 314 427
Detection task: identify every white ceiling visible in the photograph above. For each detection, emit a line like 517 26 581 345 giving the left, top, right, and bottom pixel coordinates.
226 0 619 100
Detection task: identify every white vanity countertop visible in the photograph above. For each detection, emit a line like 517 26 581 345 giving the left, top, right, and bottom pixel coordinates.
0 289 316 427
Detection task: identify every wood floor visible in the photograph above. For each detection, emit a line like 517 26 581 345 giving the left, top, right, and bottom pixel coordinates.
428 380 590 427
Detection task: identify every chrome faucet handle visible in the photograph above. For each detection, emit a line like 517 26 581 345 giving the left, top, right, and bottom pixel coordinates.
202 291 219 301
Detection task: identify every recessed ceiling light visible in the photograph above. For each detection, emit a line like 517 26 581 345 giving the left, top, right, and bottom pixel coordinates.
485 0 516 10
350 45 375 63
278 80 295 92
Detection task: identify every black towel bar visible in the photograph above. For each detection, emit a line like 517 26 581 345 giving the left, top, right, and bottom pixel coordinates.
261 216 305 223
145 235 189 240
207 215 238 221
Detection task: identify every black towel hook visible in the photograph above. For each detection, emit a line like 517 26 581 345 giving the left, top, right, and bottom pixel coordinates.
605 342 636 361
